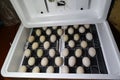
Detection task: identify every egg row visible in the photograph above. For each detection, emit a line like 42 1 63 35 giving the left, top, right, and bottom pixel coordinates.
65 24 90 35
37 26 60 31
28 38 92 50
62 47 96 58
29 25 91 43
19 65 55 73
65 40 90 49
34 24 90 36
63 32 93 42
64 24 90 30
19 60 89 74
28 34 58 43
24 48 58 58
24 55 91 67
25 57 63 67
24 46 96 59
19 65 85 74
33 28 63 37
67 56 91 67
28 41 57 50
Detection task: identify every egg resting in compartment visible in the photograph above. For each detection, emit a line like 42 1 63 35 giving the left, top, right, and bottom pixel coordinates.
43 41 50 49
62 48 69 57
28 36 35 43
68 27 74 35
63 34 69 42
76 66 84 74
79 26 85 33
80 40 88 49
39 35 46 43
24 49 31 57
46 66 54 73
46 28 52 35
61 65 69 73
57 28 63 36
75 48 82 57
28 57 35 66
88 47 96 57
82 57 91 67
18 65 27 72
68 40 75 48
55 57 63 66
37 49 43 58
32 42 39 50
49 49 56 58
32 66 40 73
50 35 57 43
68 56 76 67
84 24 90 29
86 32 93 41
41 57 49 67
35 29 41 36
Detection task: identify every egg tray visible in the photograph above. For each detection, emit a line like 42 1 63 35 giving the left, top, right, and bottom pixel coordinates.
63 24 108 74
20 24 107 74
22 27 62 73
22 56 60 73
27 27 62 48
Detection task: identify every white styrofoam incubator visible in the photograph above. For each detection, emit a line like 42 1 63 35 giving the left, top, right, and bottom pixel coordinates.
1 0 120 79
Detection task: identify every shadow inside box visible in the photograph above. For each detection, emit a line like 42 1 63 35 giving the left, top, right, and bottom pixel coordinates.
109 21 120 51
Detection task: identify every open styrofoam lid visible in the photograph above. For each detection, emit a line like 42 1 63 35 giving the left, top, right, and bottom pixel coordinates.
10 0 111 28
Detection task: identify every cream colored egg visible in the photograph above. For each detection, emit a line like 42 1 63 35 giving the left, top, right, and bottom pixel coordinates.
68 27 74 35
46 29 52 35
52 26 57 30
37 49 43 58
68 56 76 67
49 49 55 58
50 35 56 43
39 35 46 43
62 48 69 57
63 25 68 30
18 65 27 72
43 41 50 49
74 25 79 29
32 42 39 50
68 40 75 48
43 27 47 30
55 57 63 66
46 66 54 73
24 49 31 57
74 34 80 41
63 34 69 42
75 48 82 57
76 66 84 74
57 29 63 36
84 24 90 29
79 26 85 33
32 66 40 73
28 36 35 43
28 57 35 66
82 57 91 67
80 41 87 48
88 47 96 57
86 33 93 41
61 65 69 73
36 29 41 36
41 57 49 66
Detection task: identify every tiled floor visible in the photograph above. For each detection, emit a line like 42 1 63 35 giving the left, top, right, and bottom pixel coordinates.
0 23 119 80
